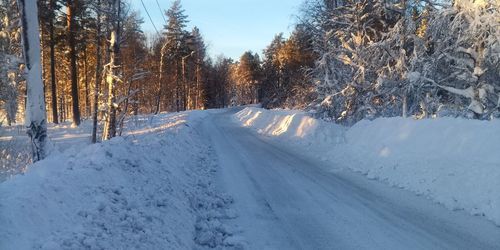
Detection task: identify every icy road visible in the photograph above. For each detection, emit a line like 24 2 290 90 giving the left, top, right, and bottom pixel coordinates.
203 109 500 250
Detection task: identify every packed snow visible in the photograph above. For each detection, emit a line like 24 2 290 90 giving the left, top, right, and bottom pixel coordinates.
234 107 500 226
0 111 239 249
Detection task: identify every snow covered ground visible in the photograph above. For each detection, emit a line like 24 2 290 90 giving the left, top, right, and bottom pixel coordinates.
234 107 500 226
0 121 93 182
0 111 239 249
2 107 500 249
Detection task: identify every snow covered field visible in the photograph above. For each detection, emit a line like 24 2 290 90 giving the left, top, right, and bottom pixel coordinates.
0 111 238 249
234 107 500 226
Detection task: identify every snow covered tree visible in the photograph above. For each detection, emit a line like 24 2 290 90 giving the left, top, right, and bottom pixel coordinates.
102 0 122 140
312 0 401 124
414 0 500 118
299 0 500 123
18 0 48 161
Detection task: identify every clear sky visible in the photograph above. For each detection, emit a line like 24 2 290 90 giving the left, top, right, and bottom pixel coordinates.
131 0 304 60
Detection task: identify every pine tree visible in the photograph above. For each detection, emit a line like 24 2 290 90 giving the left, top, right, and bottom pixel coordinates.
66 0 82 126
190 26 206 110
233 51 262 105
156 0 190 113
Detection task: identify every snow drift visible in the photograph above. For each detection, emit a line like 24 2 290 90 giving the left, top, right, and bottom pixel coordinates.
0 111 237 249
234 107 500 226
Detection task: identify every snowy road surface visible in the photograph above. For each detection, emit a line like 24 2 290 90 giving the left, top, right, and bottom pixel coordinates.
203 109 500 249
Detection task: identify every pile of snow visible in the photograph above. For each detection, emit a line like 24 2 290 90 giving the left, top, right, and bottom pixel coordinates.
234 107 500 226
0 111 238 249
234 108 345 154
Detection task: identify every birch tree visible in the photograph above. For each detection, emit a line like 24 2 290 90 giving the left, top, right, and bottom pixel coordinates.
18 0 47 161
102 0 121 140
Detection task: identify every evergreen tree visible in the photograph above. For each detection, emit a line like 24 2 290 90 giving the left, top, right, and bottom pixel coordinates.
233 51 262 105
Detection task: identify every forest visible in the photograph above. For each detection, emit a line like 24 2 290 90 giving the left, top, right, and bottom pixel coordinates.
0 0 499 159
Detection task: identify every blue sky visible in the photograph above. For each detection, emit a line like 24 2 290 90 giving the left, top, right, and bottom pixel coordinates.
131 0 304 60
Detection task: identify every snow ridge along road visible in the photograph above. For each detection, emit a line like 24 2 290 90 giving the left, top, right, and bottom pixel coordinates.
0 111 238 249
204 109 500 249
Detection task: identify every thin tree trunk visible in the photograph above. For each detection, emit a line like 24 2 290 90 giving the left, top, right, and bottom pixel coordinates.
18 0 48 162
67 0 81 126
195 56 200 109
155 44 166 114
176 60 180 112
84 45 90 118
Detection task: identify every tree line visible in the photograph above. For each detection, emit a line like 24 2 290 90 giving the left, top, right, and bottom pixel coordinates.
1 0 499 161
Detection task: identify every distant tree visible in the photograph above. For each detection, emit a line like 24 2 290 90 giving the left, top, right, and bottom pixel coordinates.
233 51 262 105
205 56 233 108
189 26 206 110
261 33 284 107
156 0 190 113
261 25 316 109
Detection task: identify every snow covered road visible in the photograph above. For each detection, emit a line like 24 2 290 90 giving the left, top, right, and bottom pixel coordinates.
204 109 500 249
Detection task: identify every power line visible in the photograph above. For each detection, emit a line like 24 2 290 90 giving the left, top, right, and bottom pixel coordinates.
155 0 167 24
139 0 160 36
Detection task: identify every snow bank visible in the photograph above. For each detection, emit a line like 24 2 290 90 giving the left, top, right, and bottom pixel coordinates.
0 111 237 249
234 107 345 150
234 107 500 226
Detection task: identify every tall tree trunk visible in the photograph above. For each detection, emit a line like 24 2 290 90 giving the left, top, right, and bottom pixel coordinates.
102 0 121 140
175 60 180 112
67 0 81 126
91 0 102 143
49 0 58 124
195 56 201 109
182 56 187 110
18 0 48 162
